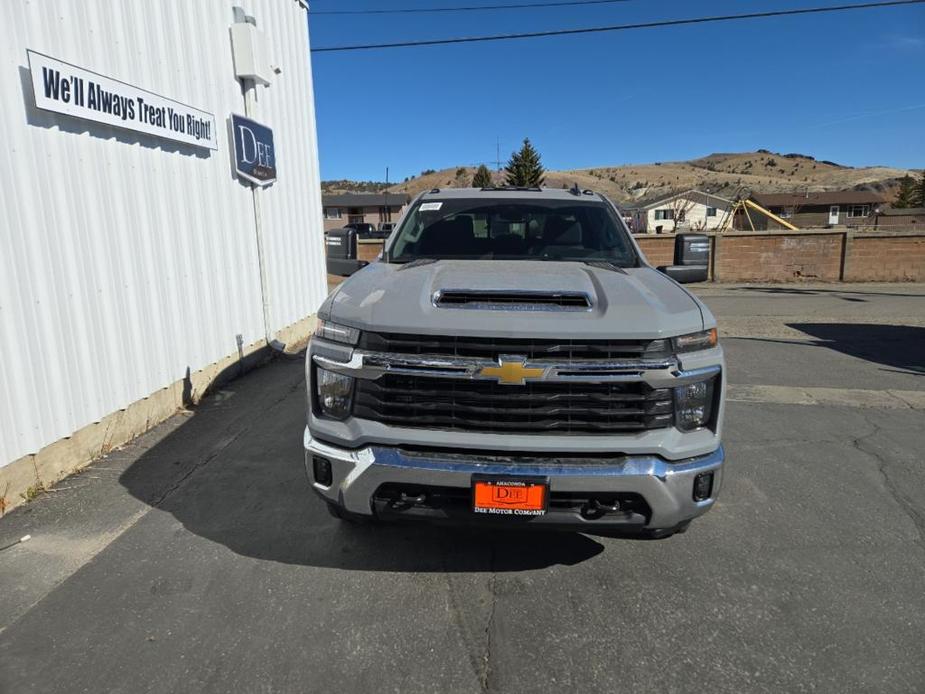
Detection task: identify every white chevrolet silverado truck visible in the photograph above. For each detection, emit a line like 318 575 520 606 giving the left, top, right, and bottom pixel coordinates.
305 186 724 538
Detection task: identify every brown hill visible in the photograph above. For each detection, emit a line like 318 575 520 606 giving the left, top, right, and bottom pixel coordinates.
321 179 391 195
377 151 916 205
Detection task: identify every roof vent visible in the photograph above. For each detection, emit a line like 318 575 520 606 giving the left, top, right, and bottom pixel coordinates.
434 290 592 311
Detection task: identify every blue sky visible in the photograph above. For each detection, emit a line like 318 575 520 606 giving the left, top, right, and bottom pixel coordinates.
308 0 925 181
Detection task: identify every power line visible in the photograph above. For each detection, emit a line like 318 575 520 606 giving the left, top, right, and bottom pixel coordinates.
311 0 925 52
311 0 637 15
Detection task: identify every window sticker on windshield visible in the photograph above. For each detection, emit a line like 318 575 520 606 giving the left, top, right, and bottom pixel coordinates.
419 202 442 211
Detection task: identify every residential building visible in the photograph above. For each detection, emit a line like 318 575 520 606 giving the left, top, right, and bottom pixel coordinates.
748 191 886 229
633 190 734 233
873 206 924 229
322 192 411 231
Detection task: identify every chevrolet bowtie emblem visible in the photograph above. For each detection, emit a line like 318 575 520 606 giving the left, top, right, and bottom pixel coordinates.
479 356 546 386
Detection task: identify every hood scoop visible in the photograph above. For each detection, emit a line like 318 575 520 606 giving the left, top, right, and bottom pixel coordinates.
433 289 592 312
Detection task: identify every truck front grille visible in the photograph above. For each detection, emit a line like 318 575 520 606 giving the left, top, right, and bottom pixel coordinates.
357 332 670 361
354 375 673 435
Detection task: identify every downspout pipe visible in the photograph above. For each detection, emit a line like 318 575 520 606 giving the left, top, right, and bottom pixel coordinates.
233 7 284 352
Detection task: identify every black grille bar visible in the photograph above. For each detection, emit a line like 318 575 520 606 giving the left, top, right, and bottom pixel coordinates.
355 375 673 435
357 332 670 361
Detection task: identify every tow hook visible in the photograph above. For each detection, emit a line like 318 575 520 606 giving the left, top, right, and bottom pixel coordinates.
392 491 427 509
581 499 622 519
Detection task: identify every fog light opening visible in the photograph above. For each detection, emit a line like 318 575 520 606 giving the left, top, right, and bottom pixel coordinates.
693 472 714 502
312 456 333 486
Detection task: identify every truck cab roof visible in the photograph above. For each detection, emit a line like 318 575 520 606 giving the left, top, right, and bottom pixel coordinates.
417 186 608 203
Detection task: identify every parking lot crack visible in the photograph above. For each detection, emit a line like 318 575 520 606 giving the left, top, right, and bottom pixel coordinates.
148 383 299 508
850 419 925 547
481 543 499 693
147 428 249 508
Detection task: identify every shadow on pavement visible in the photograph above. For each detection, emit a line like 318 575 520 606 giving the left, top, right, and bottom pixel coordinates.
119 359 605 572
787 323 925 375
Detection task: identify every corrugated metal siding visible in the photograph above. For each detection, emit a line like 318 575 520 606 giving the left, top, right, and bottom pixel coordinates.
249 0 328 332
0 0 327 465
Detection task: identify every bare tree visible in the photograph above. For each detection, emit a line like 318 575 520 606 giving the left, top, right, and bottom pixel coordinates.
665 194 697 232
453 167 469 188
785 191 810 224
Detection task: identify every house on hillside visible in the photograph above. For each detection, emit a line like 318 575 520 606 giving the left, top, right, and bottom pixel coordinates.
633 190 734 234
322 192 411 231
746 191 886 230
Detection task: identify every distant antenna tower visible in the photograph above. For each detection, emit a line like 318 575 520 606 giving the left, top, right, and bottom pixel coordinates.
494 137 502 171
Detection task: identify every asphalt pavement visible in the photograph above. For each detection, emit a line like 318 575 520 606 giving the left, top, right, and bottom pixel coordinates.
1 283 923 694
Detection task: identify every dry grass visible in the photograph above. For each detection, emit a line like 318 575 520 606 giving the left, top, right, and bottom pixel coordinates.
384 151 917 205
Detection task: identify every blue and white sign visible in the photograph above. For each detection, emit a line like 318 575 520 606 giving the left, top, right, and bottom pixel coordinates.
231 114 276 186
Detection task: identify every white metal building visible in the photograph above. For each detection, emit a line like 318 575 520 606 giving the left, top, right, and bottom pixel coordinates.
0 0 327 509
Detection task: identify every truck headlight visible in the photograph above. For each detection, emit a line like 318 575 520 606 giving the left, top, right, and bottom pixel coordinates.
315 367 354 419
314 319 360 345
674 377 716 431
672 328 717 353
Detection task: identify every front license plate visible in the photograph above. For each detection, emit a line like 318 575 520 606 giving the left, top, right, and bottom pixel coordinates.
471 475 548 517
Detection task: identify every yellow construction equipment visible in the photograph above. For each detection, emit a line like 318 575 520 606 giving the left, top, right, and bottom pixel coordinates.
719 187 799 231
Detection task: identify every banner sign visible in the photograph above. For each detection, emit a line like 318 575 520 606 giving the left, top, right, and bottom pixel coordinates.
231 114 276 186
27 50 218 150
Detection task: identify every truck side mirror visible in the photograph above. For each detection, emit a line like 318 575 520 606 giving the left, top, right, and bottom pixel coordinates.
658 265 708 283
658 233 709 283
325 227 369 276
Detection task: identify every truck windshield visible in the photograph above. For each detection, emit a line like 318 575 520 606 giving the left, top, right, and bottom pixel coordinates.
387 198 637 266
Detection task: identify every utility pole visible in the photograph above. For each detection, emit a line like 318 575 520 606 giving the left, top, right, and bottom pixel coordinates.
383 166 389 227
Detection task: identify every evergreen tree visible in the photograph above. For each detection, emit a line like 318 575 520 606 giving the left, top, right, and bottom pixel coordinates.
894 175 917 208
505 138 545 187
471 164 493 188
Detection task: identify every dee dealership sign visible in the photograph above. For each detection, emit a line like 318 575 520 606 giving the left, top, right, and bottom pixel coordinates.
27 50 218 150
231 114 276 186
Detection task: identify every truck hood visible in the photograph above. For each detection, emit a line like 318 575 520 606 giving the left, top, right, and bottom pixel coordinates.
323 260 707 340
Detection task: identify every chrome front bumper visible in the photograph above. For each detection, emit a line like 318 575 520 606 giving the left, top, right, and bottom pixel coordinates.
304 428 724 530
